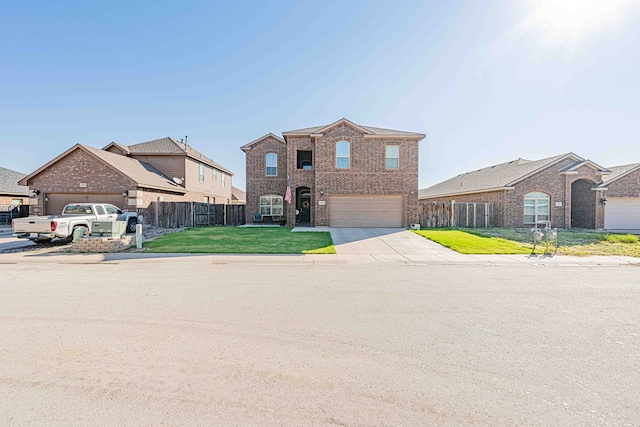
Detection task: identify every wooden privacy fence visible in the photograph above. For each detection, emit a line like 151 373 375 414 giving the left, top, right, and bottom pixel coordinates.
150 202 245 228
419 201 493 228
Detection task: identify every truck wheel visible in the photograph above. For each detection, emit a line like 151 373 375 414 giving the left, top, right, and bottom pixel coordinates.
63 225 89 243
127 218 137 234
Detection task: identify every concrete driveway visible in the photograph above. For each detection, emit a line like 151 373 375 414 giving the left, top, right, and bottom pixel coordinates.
0 227 33 251
329 227 468 263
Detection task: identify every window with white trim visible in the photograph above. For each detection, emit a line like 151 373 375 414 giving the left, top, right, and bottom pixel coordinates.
260 195 283 216
199 163 205 182
213 169 217 181
386 145 399 169
524 192 550 224
266 153 277 176
336 141 350 168
221 173 226 188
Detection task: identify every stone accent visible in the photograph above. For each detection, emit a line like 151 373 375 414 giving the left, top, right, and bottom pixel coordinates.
71 236 135 253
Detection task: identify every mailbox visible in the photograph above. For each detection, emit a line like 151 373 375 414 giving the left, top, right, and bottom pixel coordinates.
91 221 127 237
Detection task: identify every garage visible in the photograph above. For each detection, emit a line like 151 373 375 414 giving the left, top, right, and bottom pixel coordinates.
329 195 403 227
45 193 125 215
604 197 640 230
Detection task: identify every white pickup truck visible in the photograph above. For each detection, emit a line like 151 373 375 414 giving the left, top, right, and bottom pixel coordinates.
11 203 138 243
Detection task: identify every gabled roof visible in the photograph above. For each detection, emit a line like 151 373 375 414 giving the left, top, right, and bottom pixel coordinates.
19 144 186 194
0 166 29 196
231 186 246 201
419 153 583 199
558 159 610 175
598 163 640 187
240 133 286 153
102 142 130 154
282 118 425 139
125 137 233 175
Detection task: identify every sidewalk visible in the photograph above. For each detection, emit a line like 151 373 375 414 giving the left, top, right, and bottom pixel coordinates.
1 250 638 267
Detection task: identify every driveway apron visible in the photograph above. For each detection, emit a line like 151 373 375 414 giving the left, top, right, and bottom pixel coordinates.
329 228 468 263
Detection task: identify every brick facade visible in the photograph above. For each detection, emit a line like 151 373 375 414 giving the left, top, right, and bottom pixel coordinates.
244 121 423 227
0 195 28 205
606 169 640 197
244 136 288 223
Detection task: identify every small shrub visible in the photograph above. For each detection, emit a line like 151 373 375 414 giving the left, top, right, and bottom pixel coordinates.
605 234 639 244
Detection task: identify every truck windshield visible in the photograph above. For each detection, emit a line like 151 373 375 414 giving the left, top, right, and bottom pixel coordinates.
63 205 93 215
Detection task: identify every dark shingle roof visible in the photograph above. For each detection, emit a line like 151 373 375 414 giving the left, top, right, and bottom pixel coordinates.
0 166 29 196
419 154 575 199
128 137 233 175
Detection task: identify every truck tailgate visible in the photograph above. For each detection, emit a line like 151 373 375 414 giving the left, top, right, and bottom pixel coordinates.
13 218 55 233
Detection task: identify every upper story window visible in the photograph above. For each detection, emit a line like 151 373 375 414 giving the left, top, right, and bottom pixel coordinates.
199 163 205 182
213 169 217 181
386 145 399 169
297 150 313 170
524 192 550 224
266 153 277 176
221 173 226 188
336 141 350 169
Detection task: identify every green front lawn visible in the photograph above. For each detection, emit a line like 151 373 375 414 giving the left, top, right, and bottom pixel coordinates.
414 228 640 257
143 226 335 254
413 229 531 254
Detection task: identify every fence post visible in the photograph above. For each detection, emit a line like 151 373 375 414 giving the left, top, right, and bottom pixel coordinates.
473 203 477 228
485 203 489 227
466 203 469 227
450 200 455 227
154 202 159 227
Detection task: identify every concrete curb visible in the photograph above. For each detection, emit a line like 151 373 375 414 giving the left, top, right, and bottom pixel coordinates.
1 250 638 267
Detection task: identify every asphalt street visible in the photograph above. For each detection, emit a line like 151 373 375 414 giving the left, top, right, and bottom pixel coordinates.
1 256 638 426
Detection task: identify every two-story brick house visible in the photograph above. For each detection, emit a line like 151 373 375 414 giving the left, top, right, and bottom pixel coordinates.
19 137 234 221
242 118 425 227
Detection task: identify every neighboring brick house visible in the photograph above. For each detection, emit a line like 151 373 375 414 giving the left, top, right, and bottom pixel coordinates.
241 118 425 227
0 166 29 206
599 163 640 230
19 137 234 222
419 153 640 230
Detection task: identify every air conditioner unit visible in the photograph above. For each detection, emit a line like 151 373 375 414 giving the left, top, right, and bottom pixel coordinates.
410 224 420 230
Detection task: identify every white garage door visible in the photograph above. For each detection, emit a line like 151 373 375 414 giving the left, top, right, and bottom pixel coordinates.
329 195 403 228
46 193 125 215
604 197 640 230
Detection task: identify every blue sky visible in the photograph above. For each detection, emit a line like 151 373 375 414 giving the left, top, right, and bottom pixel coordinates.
2 0 639 190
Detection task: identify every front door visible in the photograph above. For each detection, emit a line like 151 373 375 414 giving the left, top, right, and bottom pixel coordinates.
296 187 311 224
300 196 311 223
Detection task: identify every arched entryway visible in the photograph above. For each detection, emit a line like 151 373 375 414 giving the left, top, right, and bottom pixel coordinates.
296 187 311 225
571 179 596 229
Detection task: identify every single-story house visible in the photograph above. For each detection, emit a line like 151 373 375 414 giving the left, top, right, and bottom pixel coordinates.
19 137 235 221
241 118 426 227
420 153 640 230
